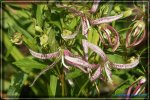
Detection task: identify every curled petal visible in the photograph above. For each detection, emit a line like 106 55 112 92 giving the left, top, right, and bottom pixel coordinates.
126 20 145 48
29 49 60 59
132 84 141 95
126 76 146 99
126 84 134 100
110 56 140 69
65 60 88 73
90 0 101 13
83 40 108 61
64 55 95 69
107 25 120 51
90 14 123 25
90 67 102 81
126 29 146 48
81 17 90 37
99 24 120 51
82 39 89 60
62 55 70 69
105 62 113 84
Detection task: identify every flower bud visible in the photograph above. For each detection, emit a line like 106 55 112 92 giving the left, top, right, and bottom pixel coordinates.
35 26 43 33
40 34 48 47
139 76 146 84
10 32 23 45
114 5 121 12
123 9 133 18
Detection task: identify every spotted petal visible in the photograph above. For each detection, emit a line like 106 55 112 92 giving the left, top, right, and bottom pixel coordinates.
90 14 123 25
29 49 60 59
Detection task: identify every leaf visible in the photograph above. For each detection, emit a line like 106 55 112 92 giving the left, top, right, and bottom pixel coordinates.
107 54 125 64
4 34 24 61
49 75 58 96
36 5 44 26
91 28 99 45
7 72 27 98
48 28 59 52
65 69 83 80
77 79 90 96
13 23 33 40
13 57 47 73
49 21 62 31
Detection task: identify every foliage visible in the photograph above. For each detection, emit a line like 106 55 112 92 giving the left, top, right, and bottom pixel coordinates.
1 0 149 99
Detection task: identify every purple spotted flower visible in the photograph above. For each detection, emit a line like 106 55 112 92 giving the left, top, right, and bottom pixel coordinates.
28 1 141 87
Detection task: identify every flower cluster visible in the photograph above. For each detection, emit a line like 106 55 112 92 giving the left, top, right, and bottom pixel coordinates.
27 1 146 97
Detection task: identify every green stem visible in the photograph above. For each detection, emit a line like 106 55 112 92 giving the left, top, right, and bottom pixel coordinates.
61 73 65 96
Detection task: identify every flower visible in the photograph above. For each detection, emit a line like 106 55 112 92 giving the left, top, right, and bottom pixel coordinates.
126 20 145 48
126 76 146 100
98 24 120 51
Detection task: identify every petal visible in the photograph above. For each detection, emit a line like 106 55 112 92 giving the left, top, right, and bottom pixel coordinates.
90 67 102 81
82 39 89 60
106 25 120 51
65 60 88 73
104 62 113 84
29 49 60 59
110 56 140 69
83 40 108 61
90 14 123 25
64 55 95 69
81 17 90 37
90 0 101 13
62 55 71 69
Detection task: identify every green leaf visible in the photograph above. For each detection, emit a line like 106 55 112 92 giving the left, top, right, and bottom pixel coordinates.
48 28 59 52
4 34 24 61
87 28 93 42
107 54 126 63
13 23 33 40
7 72 27 98
91 28 99 45
49 21 62 31
65 69 82 80
36 5 45 26
49 75 58 96
13 57 47 73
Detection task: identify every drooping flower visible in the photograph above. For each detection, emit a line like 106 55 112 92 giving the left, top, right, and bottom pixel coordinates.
98 24 120 51
126 76 146 100
126 20 145 48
